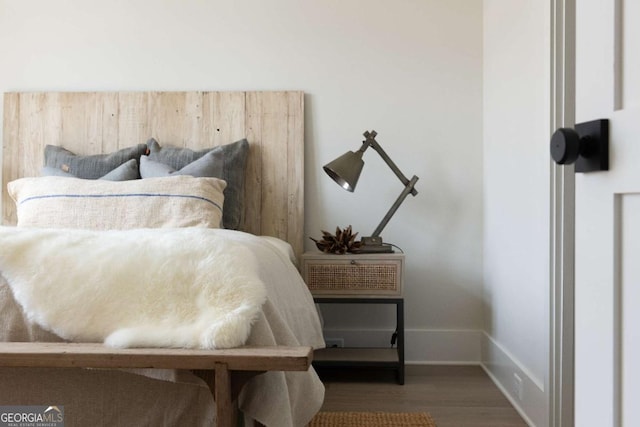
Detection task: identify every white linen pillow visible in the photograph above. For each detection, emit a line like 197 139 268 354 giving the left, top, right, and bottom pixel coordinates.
8 176 226 230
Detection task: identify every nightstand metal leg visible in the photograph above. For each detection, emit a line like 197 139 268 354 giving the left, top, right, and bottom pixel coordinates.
396 299 405 385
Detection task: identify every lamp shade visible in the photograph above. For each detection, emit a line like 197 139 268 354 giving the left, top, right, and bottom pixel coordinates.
323 150 364 192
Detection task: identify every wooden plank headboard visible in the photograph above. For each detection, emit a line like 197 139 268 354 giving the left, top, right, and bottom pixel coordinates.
2 91 304 259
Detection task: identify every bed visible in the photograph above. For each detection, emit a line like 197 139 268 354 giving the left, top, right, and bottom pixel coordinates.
0 91 324 427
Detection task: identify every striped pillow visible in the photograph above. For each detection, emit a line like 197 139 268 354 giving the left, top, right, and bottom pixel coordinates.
8 176 226 230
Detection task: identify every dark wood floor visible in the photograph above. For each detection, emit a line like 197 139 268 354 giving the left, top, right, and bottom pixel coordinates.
317 365 528 427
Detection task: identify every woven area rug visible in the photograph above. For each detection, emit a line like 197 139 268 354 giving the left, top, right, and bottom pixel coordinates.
308 411 437 427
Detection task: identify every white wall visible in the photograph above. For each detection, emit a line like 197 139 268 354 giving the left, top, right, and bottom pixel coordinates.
483 0 550 425
0 0 484 363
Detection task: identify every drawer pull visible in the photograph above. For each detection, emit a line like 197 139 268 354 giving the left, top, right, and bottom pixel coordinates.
350 259 356 265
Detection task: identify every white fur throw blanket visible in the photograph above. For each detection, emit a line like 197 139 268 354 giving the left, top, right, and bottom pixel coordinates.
0 227 267 349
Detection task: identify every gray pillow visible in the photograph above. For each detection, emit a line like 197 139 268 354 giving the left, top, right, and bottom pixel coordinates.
146 138 249 230
139 153 223 179
44 144 148 179
41 159 140 181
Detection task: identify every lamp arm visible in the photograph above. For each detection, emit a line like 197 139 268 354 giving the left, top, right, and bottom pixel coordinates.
366 135 419 196
371 175 419 237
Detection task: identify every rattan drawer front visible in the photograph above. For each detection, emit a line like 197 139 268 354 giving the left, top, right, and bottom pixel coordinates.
302 255 403 296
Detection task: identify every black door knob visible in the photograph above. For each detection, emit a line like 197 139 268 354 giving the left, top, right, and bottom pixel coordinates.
550 128 581 165
549 119 609 173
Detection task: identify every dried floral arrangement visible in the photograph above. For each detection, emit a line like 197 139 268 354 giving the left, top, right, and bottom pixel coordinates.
310 225 362 254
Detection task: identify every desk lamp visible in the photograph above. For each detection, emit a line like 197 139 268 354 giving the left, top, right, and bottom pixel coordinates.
323 130 419 253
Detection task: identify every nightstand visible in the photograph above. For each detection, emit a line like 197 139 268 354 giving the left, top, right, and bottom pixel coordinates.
301 252 405 384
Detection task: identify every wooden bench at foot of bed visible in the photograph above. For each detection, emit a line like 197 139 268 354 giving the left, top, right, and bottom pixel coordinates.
0 342 313 427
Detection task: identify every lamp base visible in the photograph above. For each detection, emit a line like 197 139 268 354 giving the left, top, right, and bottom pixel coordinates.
357 236 394 253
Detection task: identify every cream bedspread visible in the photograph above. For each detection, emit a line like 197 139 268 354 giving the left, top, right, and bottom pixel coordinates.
0 228 325 427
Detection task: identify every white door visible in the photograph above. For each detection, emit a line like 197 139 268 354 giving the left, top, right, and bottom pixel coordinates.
574 0 640 425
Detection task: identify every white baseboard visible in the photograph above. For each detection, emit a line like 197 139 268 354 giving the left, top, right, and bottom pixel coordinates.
481 332 547 427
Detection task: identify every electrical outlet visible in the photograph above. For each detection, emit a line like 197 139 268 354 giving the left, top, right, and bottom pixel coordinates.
513 373 524 401
324 338 344 348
